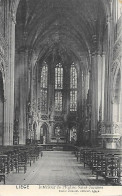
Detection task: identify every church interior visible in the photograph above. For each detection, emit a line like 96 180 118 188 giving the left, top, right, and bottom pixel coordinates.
0 0 122 185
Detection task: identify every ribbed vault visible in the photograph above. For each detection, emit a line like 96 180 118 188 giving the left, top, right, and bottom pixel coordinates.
15 0 109 64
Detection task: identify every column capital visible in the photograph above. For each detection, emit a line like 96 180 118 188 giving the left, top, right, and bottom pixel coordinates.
101 51 106 56
91 51 102 56
106 15 112 25
103 121 120 134
9 0 16 24
91 35 97 54
91 35 102 55
11 11 16 24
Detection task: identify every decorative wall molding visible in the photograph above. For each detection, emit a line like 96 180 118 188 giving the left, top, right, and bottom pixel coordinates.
111 58 121 76
116 15 122 38
41 115 48 120
54 116 63 121
0 41 7 85
9 0 16 24
0 35 8 68
113 35 122 61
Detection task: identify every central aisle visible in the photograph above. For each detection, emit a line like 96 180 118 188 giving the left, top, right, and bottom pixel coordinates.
6 151 105 185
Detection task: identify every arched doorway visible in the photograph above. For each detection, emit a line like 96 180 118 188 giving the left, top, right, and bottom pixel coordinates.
40 123 48 144
0 71 4 145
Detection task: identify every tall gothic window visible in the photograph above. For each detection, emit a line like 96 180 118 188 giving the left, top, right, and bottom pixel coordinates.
55 63 63 111
40 62 48 112
70 63 77 111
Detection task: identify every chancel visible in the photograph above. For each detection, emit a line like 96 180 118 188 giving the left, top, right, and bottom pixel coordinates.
0 0 122 186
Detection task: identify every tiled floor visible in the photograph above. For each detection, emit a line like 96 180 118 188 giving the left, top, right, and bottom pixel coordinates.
5 151 106 185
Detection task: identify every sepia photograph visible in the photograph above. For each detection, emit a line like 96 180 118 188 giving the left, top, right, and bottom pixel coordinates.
0 0 122 195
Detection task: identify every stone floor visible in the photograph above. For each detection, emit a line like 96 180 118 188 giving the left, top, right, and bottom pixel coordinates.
5 151 106 185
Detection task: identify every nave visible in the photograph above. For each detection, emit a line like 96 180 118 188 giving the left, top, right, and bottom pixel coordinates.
5 151 105 185
0 143 122 185
0 0 122 188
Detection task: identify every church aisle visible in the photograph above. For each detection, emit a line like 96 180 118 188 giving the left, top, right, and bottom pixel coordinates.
5 151 106 185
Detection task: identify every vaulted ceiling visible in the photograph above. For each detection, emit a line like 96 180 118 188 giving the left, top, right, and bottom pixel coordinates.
15 0 109 63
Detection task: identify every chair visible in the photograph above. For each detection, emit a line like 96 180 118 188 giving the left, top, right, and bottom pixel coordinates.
105 155 119 185
18 152 27 173
0 157 5 184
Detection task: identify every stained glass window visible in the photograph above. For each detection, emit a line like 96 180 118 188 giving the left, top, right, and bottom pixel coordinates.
40 89 48 111
70 63 77 111
55 63 63 89
70 91 77 112
41 63 48 88
40 62 48 111
55 91 62 111
70 64 77 89
55 63 63 111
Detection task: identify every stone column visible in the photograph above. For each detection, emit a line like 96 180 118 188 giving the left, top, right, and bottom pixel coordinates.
101 1 120 149
104 16 113 123
17 49 28 144
90 35 105 145
29 62 38 142
48 60 55 139
101 53 105 121
3 0 16 145
91 50 98 145
26 67 31 140
36 63 40 141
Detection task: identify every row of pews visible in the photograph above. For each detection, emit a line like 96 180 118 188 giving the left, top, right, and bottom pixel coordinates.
75 147 122 185
0 145 43 184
